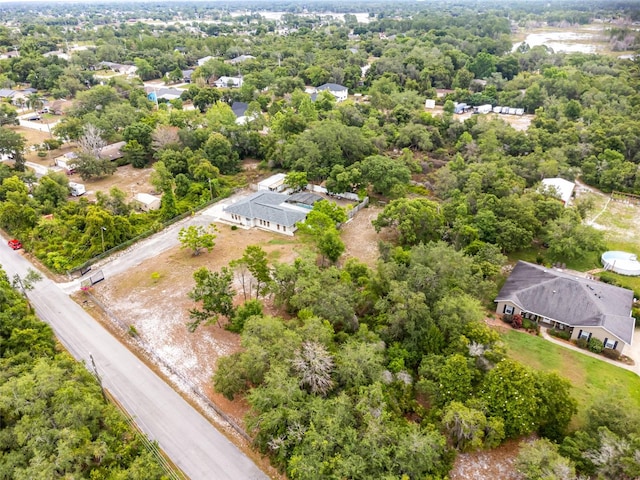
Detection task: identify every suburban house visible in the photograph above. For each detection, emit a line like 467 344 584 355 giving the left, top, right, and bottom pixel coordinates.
98 62 137 76
133 193 161 212
146 86 184 102
99 142 126 161
540 178 576 206
231 101 257 125
315 83 348 102
213 76 243 88
197 55 215 66
181 69 194 83
222 191 310 236
0 89 15 99
495 261 636 353
44 50 70 61
228 54 255 65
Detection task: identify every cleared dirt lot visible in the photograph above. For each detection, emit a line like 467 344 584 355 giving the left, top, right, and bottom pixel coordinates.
91 225 309 423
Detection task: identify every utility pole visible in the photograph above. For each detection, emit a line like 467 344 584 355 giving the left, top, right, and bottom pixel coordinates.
101 226 106 253
89 353 107 402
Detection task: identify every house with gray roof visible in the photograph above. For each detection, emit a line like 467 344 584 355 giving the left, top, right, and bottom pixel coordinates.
222 191 310 236
495 261 636 353
0 89 16 99
315 83 348 102
228 54 255 65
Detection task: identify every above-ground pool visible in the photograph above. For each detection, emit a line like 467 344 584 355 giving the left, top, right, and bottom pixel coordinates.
601 251 640 276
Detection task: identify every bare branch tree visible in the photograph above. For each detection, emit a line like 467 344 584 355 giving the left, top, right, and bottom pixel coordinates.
292 341 334 396
78 124 106 158
151 125 180 152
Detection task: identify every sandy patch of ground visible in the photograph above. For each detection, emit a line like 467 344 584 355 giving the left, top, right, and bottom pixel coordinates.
341 204 394 267
92 225 308 423
8 125 51 147
27 148 155 202
450 437 527 480
428 106 533 131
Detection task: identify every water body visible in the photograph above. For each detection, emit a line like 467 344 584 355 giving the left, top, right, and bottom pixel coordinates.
512 31 601 54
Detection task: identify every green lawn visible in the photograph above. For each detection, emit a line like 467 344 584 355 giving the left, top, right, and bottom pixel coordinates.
500 329 640 429
509 247 600 271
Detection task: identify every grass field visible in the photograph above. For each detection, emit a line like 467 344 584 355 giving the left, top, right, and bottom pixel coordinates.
500 330 640 429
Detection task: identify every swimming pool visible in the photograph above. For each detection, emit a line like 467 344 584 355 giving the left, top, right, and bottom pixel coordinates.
601 251 640 276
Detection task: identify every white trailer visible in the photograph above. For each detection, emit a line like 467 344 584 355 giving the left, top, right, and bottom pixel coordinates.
69 182 86 196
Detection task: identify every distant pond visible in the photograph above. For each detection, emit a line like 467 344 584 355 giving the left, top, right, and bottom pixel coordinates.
512 30 603 54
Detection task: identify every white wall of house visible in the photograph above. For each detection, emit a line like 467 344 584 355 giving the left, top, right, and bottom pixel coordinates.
222 211 296 236
571 326 625 353
497 300 627 353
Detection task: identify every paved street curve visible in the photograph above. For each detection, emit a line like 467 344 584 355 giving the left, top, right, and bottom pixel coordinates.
0 242 268 480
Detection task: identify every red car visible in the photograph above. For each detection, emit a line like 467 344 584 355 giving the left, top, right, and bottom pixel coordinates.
8 239 22 250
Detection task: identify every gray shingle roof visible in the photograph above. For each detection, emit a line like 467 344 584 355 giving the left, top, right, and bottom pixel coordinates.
231 101 248 117
496 261 635 344
317 83 347 92
224 192 308 227
287 192 323 206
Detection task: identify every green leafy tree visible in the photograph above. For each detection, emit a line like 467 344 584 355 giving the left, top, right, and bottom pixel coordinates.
0 103 18 126
203 132 239 174
516 439 577 480
71 152 117 181
178 224 218 256
188 266 235 331
373 198 445 246
317 229 345 264
481 359 539 438
122 139 148 168
0 127 25 171
442 402 505 452
284 171 308 192
360 154 411 197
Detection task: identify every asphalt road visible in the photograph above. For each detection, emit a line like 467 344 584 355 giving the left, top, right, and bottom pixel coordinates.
0 242 268 480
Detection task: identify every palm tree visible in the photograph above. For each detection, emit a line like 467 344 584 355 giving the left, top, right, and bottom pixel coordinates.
27 93 43 112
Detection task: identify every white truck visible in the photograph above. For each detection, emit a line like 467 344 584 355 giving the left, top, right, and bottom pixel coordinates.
69 182 86 196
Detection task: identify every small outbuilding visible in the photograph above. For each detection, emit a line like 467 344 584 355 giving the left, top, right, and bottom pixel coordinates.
98 141 126 161
257 173 287 192
133 193 161 212
541 178 575 206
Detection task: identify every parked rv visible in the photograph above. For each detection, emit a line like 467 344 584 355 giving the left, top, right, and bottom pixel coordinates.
69 182 86 196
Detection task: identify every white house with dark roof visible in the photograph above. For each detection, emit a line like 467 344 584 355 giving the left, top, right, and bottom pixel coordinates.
496 261 636 353
213 76 243 88
315 83 348 102
222 191 310 236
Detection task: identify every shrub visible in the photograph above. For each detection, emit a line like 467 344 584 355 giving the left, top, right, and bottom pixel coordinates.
575 338 588 349
230 225 238 230
226 299 263 333
588 337 604 353
511 314 523 329
602 348 621 360
37 151 47 157
128 324 138 337
502 313 513 324
522 318 539 332
548 329 571 341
